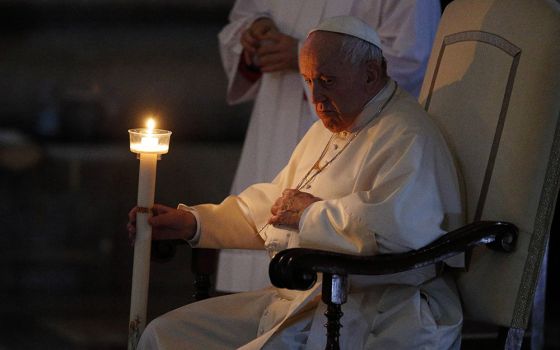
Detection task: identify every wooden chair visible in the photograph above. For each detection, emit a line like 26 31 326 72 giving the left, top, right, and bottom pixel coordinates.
269 0 560 348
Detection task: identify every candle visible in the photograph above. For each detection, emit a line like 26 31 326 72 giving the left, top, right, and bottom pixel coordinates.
128 118 172 350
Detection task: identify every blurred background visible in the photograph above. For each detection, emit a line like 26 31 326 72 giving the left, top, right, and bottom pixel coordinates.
0 1 557 349
0 1 250 348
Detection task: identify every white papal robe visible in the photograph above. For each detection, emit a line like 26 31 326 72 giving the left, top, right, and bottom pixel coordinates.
138 81 464 349
218 0 442 292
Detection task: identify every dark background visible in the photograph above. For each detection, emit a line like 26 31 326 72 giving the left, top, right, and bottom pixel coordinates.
0 1 251 348
0 1 557 349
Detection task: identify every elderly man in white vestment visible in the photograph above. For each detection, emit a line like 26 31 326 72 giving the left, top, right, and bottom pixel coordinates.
218 0 442 293
128 16 463 350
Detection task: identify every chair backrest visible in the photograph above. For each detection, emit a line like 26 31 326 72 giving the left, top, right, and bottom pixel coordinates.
418 0 560 330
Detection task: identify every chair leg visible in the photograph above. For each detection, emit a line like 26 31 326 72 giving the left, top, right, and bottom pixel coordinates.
193 273 212 301
324 302 343 350
190 248 219 301
322 273 348 350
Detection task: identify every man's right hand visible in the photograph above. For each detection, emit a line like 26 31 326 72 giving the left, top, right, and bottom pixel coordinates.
127 204 196 243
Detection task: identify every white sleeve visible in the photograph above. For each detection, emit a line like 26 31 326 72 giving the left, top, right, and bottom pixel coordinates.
177 204 202 247
297 132 455 256
217 0 269 104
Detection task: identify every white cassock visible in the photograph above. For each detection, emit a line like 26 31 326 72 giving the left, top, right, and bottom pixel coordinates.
218 0 442 292
138 81 464 349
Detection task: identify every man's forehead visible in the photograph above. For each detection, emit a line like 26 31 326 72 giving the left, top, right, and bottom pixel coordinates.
301 56 341 74
301 32 342 64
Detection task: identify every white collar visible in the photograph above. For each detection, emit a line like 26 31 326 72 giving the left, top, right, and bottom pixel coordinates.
342 79 397 135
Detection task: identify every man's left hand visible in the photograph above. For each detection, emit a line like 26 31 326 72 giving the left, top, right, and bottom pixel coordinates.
269 189 321 229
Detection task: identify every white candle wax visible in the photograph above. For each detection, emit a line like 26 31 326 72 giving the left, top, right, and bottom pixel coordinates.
129 129 171 154
141 135 158 147
130 135 168 154
128 152 158 350
127 119 171 350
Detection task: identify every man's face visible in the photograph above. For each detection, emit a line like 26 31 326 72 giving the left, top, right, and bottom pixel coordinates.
300 32 371 133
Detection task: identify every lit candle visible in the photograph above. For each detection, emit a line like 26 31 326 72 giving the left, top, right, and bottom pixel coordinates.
129 118 171 154
128 118 172 350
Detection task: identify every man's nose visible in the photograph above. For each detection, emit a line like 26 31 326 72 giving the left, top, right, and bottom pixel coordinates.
311 84 326 104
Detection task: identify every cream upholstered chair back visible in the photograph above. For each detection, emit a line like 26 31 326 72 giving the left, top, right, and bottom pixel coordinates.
418 0 560 339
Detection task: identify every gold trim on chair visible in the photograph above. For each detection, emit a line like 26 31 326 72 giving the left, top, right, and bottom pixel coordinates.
514 111 560 329
424 30 521 221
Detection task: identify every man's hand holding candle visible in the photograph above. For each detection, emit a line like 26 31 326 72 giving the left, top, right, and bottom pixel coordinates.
128 204 196 242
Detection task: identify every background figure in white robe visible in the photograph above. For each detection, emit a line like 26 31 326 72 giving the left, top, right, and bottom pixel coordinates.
129 17 463 349
217 0 442 292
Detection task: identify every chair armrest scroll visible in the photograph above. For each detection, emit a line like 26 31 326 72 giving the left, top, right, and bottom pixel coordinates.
269 221 518 290
151 239 186 263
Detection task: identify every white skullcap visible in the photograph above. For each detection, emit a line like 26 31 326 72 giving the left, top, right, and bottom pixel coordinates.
308 15 382 50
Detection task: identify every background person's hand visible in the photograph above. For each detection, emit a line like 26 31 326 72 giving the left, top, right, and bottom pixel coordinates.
255 31 299 72
269 189 321 229
127 204 196 243
240 17 278 66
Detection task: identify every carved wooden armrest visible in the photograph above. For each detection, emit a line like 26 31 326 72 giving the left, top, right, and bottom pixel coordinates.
269 220 518 291
151 239 185 263
268 221 517 349
151 240 218 301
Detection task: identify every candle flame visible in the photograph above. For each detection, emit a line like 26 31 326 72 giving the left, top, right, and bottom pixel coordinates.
146 118 155 134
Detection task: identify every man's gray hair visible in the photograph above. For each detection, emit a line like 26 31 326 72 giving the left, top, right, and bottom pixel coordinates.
339 35 384 65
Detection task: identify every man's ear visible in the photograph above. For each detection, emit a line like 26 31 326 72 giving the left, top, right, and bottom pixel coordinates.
365 60 386 93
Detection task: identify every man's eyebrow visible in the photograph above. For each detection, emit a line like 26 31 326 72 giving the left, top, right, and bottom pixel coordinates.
315 63 338 76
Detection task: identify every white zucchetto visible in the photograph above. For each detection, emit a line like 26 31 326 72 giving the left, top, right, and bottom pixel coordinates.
308 15 382 50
